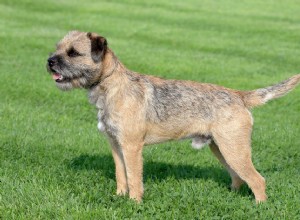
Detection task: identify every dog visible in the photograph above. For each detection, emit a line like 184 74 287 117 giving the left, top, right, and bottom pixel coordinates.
47 30 300 203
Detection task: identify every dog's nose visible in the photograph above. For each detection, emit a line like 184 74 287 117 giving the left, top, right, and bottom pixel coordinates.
48 56 56 67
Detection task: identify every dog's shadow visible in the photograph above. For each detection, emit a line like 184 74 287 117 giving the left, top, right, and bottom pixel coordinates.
67 154 253 197
67 154 249 191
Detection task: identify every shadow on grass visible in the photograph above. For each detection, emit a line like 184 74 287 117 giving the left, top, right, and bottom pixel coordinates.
67 154 253 198
72 155 221 183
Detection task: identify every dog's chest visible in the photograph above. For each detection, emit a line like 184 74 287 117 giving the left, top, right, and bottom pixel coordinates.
99 110 119 137
89 89 118 136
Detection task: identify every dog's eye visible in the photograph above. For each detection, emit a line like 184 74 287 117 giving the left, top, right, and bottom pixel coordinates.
67 48 81 57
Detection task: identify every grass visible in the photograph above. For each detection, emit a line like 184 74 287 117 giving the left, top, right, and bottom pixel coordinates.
1 0 300 219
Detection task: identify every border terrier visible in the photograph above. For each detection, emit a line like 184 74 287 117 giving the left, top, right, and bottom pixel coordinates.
47 31 300 203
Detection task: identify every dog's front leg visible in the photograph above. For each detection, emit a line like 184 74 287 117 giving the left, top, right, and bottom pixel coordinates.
108 137 128 196
121 142 144 202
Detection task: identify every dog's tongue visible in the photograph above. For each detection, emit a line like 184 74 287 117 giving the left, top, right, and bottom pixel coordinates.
52 73 61 80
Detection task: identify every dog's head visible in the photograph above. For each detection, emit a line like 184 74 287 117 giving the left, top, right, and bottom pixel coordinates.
47 31 108 90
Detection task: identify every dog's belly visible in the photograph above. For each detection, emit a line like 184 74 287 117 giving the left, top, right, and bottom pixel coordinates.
144 133 211 149
144 134 172 145
144 121 211 146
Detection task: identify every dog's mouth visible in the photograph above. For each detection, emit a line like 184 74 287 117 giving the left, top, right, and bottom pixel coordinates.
52 73 65 82
47 65 67 83
49 67 71 83
47 64 91 87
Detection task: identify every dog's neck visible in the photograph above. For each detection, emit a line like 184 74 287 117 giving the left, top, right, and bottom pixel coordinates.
100 49 122 82
88 49 130 107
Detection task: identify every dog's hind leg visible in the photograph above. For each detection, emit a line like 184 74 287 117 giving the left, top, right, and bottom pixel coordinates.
209 141 245 190
211 118 267 203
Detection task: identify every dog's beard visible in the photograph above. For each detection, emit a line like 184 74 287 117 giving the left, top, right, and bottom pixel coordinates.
48 63 99 90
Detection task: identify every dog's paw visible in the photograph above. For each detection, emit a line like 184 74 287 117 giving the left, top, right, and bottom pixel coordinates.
129 193 143 203
116 185 128 196
255 195 267 204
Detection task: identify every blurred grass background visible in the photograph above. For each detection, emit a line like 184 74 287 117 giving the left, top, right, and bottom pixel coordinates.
0 0 300 219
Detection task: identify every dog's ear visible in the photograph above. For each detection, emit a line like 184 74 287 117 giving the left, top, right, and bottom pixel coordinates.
87 32 107 63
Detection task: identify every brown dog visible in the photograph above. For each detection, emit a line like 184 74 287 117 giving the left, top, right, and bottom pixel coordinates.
47 31 300 203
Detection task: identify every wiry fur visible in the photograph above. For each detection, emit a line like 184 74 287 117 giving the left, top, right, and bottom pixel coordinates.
47 31 300 203
241 74 300 108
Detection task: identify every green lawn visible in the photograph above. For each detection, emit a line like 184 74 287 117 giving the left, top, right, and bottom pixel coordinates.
1 0 300 219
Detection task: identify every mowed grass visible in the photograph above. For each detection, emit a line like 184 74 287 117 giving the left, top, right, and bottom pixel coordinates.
1 0 300 219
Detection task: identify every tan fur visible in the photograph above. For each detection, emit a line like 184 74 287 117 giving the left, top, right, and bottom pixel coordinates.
47 31 300 203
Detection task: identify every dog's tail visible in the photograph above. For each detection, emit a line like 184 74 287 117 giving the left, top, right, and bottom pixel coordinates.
241 74 300 108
